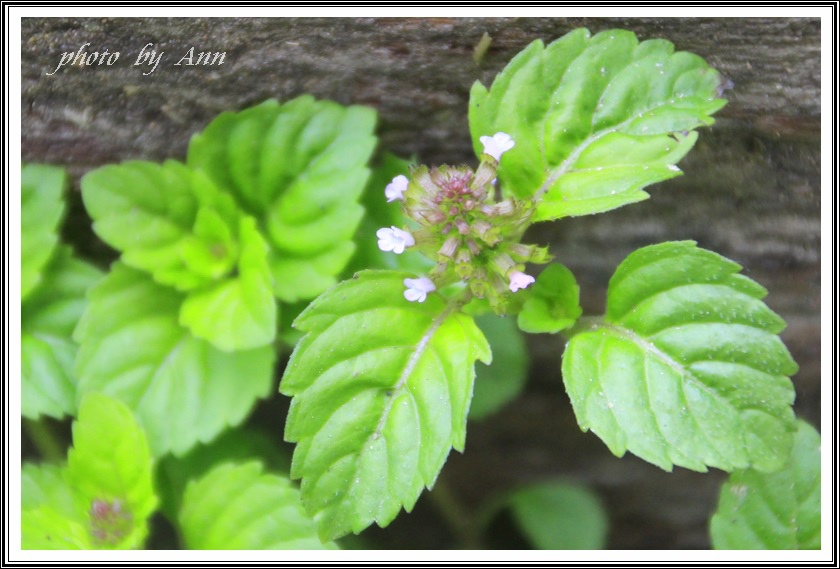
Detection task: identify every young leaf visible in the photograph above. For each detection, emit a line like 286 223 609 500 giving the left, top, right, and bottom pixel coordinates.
21 163 66 301
75 263 275 457
562 241 797 473
187 96 378 302
517 263 582 334
280 271 491 540
81 161 241 292
710 420 821 550
66 393 158 549
22 247 102 419
506 481 608 549
22 394 159 550
469 29 725 219
179 216 277 351
179 461 334 549
470 313 528 420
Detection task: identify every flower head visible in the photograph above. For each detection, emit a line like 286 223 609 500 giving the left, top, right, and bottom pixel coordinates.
377 226 415 254
480 132 515 161
385 174 409 202
404 277 436 303
508 270 535 292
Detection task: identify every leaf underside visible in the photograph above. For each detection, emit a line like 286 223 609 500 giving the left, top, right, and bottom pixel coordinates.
280 271 490 541
562 241 797 473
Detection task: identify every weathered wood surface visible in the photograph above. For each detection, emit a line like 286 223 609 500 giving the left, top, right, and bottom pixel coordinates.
22 17 822 550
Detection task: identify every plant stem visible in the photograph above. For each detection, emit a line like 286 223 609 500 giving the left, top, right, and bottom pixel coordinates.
563 315 605 340
427 475 484 549
23 418 65 463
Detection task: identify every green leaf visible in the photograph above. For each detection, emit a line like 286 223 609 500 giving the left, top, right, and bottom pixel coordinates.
75 263 275 457
81 160 241 291
22 507 90 549
22 464 90 549
562 241 798 473
517 263 582 334
22 247 102 419
188 96 378 302
156 426 291 522
507 481 608 549
179 461 334 549
21 163 66 301
22 463 78 519
468 29 725 219
470 313 528 420
179 216 277 351
280 271 491 540
65 393 157 549
710 420 821 550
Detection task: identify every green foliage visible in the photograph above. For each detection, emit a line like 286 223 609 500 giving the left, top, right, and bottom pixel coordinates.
179 461 334 549
66 393 158 547
470 313 528 420
22 393 157 549
81 161 275 351
156 426 291 521
506 481 608 549
178 217 276 351
74 263 275 457
22 28 810 551
21 164 66 301
188 96 378 302
22 247 102 419
517 263 582 334
469 28 725 219
22 463 77 518
562 241 798 473
710 420 821 550
280 270 490 540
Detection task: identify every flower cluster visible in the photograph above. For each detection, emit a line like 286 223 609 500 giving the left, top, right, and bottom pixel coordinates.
376 132 550 310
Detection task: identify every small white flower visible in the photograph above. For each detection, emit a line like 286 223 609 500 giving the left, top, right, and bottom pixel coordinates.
404 277 436 303
385 174 409 202
377 226 415 254
480 132 515 161
508 271 535 292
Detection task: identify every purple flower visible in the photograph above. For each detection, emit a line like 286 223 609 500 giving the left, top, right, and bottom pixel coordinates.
508 270 535 292
479 132 515 161
404 277 436 303
377 226 415 254
385 174 409 202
